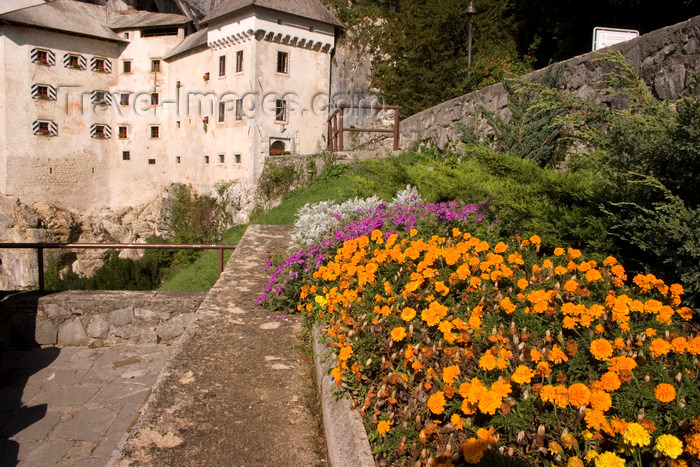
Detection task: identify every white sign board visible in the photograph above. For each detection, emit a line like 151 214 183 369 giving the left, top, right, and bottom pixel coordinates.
592 27 640 51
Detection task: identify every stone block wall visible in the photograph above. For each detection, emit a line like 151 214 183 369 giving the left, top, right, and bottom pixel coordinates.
0 290 205 348
399 15 700 149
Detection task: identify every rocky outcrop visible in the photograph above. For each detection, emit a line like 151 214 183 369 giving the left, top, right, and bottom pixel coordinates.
0 180 258 290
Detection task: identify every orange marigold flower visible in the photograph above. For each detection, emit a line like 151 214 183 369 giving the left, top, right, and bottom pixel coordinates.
645 328 657 337
330 367 342 386
491 379 512 399
478 390 502 415
391 326 407 342
494 242 507 253
654 383 676 403
564 280 579 293
517 278 529 290
590 339 614 361
511 365 535 385
671 337 688 353
549 344 569 364
554 266 568 275
649 338 672 357
530 235 541 245
590 389 612 412
421 301 448 327
688 336 700 355
462 438 488 464
479 350 498 371
428 391 446 414
585 409 606 430
377 420 392 435
531 348 543 363
586 269 603 282
401 307 416 321
600 371 621 392
443 365 460 384
500 296 517 314
568 383 592 407
536 361 552 378
451 413 464 430
554 247 565 256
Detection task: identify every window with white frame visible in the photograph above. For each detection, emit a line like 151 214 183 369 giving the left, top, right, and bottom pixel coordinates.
276 51 288 74
219 55 226 77
235 154 241 164
150 126 159 139
123 60 132 73
120 93 130 106
31 84 56 100
150 92 159 106
31 48 55 66
275 99 287 122
64 53 86 70
91 57 112 73
236 50 243 73
219 154 225 163
33 120 58 136
122 150 130 160
91 90 112 106
151 59 161 72
218 101 226 123
118 125 128 139
90 123 111 138
235 99 243 121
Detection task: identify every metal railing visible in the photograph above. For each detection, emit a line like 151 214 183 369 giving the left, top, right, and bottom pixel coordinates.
0 242 237 292
327 103 402 152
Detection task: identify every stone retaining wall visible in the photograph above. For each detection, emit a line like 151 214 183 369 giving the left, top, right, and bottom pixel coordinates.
399 15 700 149
0 290 205 348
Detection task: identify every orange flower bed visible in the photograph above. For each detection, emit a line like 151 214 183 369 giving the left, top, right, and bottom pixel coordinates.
298 228 700 465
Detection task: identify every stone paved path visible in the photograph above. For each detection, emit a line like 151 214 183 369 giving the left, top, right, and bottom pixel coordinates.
0 344 172 466
115 225 326 466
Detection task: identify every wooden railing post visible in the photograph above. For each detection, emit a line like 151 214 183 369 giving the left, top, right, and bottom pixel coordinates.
338 106 344 152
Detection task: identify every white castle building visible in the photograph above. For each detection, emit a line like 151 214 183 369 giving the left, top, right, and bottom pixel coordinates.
0 0 341 212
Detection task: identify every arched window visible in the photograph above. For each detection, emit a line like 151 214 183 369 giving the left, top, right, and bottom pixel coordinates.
269 140 286 155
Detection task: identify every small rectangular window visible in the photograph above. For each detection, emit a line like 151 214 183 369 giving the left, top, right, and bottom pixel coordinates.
32 48 55 66
91 57 111 73
123 60 131 73
122 151 130 160
151 93 159 105
219 154 225 163
218 101 226 123
176 120 181 128
124 32 130 39
150 126 159 138
33 120 57 136
236 50 243 73
276 51 288 74
275 99 287 122
118 126 127 139
65 54 84 70
151 59 161 72
120 93 129 106
219 55 226 76
235 154 241 164
235 99 243 121
148 159 156 165
204 156 210 164
176 156 181 164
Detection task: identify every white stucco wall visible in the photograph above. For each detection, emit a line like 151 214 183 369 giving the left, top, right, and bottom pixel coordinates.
0 5 335 213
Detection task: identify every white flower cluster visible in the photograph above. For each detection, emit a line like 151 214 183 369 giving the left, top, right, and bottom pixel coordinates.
291 185 423 247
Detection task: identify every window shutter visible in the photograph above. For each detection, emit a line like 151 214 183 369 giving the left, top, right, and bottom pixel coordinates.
63 54 87 70
90 57 97 70
90 90 97 104
30 48 39 62
47 50 56 66
31 84 57 100
104 59 112 73
105 92 113 105
33 120 57 136
90 124 111 138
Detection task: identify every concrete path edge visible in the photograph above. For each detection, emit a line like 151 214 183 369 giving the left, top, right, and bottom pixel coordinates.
313 323 375 467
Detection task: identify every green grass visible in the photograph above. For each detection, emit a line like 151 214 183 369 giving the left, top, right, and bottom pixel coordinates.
159 224 247 290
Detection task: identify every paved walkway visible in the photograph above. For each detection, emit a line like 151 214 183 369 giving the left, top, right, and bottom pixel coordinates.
115 225 326 466
0 345 172 466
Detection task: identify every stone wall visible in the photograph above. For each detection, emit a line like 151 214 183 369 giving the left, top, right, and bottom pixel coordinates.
0 290 205 348
399 15 700 149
